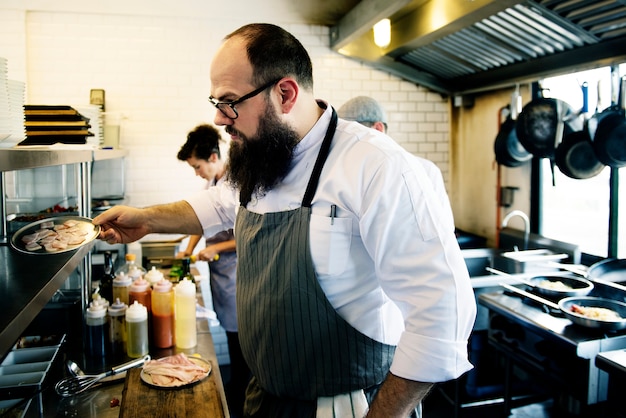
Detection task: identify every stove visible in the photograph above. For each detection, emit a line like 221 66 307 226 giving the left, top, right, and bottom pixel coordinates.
479 280 626 416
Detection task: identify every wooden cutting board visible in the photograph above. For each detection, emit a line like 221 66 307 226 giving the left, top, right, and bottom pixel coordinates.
119 365 225 417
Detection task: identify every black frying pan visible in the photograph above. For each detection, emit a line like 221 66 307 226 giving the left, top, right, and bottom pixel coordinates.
525 275 594 298
587 258 626 284
555 82 605 179
516 98 581 159
494 115 532 167
501 283 626 330
559 296 626 331
554 127 605 179
487 267 593 297
589 76 626 168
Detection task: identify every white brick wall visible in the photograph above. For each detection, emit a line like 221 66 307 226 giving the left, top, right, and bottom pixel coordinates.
1 2 451 208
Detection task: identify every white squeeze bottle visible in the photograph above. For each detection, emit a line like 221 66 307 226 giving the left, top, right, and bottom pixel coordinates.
174 278 197 348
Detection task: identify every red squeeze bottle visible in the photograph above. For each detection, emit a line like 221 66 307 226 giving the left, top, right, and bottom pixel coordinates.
129 277 152 312
129 277 153 344
151 279 175 348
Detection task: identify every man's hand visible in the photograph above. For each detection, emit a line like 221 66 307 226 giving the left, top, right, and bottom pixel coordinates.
92 201 203 244
93 205 150 244
366 373 433 417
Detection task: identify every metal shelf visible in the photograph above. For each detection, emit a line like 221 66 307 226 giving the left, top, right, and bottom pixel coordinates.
0 243 94 357
0 147 127 172
0 148 128 358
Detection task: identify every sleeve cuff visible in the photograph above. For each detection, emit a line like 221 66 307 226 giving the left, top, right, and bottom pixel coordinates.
390 331 474 382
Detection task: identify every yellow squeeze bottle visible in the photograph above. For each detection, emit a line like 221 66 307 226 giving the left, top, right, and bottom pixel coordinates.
174 278 197 348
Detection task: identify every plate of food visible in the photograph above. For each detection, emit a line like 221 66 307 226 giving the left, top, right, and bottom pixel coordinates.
10 216 100 255
140 353 211 388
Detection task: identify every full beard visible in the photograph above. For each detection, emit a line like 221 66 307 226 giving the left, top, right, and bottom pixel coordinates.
226 110 300 203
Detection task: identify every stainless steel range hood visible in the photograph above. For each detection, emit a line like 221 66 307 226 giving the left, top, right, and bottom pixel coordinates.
329 0 626 96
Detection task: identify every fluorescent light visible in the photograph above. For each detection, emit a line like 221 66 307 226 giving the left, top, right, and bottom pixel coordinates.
373 19 391 48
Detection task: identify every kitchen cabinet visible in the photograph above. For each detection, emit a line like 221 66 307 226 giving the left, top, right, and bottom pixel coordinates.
0 147 127 357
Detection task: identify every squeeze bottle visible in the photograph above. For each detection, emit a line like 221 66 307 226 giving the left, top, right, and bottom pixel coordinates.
108 298 127 357
125 301 149 358
85 303 108 358
152 279 175 348
144 266 164 287
174 278 196 348
129 277 152 312
118 253 147 280
112 272 132 305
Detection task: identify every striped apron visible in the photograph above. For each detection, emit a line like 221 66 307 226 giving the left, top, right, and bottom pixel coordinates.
235 108 395 417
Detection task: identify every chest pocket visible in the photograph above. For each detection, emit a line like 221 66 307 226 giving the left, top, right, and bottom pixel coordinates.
309 214 353 276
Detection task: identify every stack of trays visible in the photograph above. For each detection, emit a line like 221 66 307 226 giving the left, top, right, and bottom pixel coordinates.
7 81 25 143
0 57 10 143
20 105 94 146
0 58 26 148
0 334 65 416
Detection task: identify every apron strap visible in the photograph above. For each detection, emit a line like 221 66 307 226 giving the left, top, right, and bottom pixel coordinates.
301 107 337 208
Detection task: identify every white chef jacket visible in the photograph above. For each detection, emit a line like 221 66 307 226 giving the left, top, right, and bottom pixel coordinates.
186 102 476 383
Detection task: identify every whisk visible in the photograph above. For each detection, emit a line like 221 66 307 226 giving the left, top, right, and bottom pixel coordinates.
55 355 150 397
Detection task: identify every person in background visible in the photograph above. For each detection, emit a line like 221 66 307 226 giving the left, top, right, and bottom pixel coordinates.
94 23 476 418
338 95 388 133
339 95 451 213
175 124 249 417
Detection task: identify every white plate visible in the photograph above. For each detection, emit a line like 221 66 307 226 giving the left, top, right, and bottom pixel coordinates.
140 356 211 388
10 216 100 255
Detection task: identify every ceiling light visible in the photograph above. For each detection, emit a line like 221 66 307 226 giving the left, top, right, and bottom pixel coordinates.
373 19 391 49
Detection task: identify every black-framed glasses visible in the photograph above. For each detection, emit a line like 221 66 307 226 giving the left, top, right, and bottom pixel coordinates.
208 78 282 119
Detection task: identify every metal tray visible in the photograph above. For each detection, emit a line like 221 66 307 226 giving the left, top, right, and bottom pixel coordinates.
10 215 99 255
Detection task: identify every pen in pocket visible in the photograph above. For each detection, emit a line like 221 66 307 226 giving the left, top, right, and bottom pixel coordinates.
330 204 337 225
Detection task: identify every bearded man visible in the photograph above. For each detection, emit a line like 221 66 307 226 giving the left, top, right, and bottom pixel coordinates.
94 23 476 418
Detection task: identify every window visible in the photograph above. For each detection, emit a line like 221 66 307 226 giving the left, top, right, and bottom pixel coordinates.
539 65 625 258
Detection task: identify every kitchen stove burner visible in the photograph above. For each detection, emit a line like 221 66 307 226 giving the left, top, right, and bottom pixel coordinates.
479 279 626 415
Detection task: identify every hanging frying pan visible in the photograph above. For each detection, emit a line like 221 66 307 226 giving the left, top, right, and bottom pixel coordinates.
516 94 582 186
589 76 626 168
555 82 605 179
516 97 581 159
554 129 604 179
494 114 532 167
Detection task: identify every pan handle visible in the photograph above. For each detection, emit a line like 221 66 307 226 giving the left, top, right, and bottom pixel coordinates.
581 82 589 114
545 261 589 277
500 282 561 310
